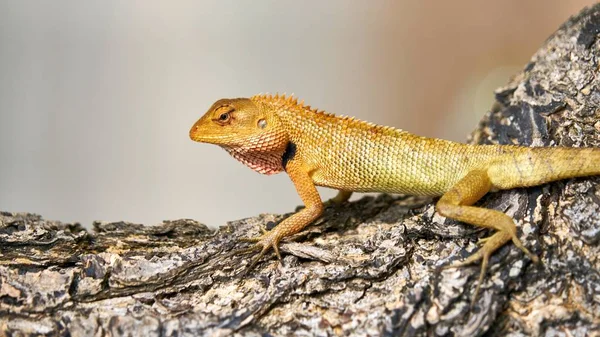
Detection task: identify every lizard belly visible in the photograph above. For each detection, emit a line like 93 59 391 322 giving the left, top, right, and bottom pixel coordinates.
310 165 451 196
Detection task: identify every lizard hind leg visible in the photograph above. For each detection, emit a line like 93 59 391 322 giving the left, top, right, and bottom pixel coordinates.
326 190 353 205
436 170 538 303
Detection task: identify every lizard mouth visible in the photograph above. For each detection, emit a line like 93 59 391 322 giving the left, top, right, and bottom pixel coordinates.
189 128 212 143
189 123 228 143
189 126 201 142
189 128 235 144
189 133 217 143
189 125 213 143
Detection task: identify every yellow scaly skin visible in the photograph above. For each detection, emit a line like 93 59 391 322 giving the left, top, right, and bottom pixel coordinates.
190 94 600 301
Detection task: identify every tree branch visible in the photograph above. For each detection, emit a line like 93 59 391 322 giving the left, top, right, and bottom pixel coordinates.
2 4 600 336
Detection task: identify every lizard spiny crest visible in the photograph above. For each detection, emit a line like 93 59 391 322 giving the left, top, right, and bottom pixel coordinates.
251 93 334 118
251 93 402 137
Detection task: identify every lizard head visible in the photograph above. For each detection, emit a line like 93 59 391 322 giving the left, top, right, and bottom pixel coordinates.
189 97 290 175
189 97 288 147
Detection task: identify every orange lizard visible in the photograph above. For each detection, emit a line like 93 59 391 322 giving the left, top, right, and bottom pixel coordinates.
189 94 600 301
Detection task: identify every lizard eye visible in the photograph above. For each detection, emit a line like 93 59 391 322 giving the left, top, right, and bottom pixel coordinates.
218 112 230 122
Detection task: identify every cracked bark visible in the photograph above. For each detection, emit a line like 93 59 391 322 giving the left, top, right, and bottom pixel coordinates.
2 4 600 337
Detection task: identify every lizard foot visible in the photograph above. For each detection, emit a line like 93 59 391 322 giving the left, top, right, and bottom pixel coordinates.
442 242 491 307
442 230 538 307
442 231 509 307
228 228 284 275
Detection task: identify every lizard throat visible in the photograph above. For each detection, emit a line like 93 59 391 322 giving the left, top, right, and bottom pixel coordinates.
223 147 284 175
214 119 289 175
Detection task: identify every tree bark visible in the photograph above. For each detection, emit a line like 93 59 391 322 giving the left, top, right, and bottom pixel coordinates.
2 4 600 337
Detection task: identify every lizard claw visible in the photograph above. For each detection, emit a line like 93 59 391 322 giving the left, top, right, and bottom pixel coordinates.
238 226 269 242
229 229 285 275
441 248 489 308
476 236 491 245
238 237 261 243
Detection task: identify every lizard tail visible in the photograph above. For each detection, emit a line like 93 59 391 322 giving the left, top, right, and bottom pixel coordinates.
487 146 600 190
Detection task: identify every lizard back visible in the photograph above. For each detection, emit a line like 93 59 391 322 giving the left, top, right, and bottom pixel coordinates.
253 95 498 196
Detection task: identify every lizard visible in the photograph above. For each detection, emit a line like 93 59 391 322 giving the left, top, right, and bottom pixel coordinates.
189 94 600 301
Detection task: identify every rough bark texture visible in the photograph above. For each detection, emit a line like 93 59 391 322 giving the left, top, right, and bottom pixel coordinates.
2 5 600 337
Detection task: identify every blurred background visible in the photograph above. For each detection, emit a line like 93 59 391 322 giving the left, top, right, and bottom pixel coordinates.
0 0 596 228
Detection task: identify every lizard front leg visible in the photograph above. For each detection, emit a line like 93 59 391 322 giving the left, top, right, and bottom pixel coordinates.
436 170 538 303
238 159 324 271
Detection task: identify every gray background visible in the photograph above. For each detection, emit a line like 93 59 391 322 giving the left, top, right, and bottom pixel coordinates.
0 1 594 228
